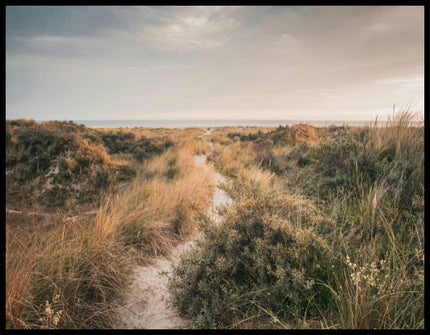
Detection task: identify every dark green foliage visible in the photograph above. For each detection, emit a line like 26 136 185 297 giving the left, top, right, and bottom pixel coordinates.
101 131 173 157
164 159 178 180
379 147 395 163
227 132 260 142
94 170 110 188
169 176 332 328
295 127 423 214
294 131 371 199
134 147 147 162
165 168 178 180
270 125 292 145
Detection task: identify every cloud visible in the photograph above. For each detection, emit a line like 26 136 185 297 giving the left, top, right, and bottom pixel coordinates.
136 6 239 51
7 6 241 58
5 6 424 121
14 34 94 49
379 76 424 89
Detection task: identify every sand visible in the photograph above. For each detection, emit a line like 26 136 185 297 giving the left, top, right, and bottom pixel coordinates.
116 150 231 329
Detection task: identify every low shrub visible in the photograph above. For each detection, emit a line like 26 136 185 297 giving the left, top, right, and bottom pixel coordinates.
169 168 333 328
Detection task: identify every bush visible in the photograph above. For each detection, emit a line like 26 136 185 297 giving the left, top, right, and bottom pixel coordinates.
169 169 332 328
294 130 370 199
134 147 147 162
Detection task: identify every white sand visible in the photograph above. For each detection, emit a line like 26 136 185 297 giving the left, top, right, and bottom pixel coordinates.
116 239 196 329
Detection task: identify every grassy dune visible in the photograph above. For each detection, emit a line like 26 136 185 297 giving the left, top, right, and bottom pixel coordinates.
5 111 424 329
169 110 424 329
5 122 213 329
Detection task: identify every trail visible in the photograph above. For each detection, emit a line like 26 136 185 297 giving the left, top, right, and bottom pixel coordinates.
116 131 230 329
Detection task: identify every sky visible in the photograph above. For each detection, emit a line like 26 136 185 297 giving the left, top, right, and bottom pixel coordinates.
6 6 424 121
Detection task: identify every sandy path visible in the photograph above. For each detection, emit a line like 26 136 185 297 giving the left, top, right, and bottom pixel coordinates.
115 238 197 329
116 148 230 329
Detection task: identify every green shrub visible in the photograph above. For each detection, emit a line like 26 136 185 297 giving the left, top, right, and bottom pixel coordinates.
227 132 260 142
169 171 332 328
134 147 147 162
101 131 173 157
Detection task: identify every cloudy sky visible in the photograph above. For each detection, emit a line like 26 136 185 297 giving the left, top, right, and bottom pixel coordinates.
6 6 424 121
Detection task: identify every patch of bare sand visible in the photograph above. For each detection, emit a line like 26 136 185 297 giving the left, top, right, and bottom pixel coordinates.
116 238 196 329
116 153 231 329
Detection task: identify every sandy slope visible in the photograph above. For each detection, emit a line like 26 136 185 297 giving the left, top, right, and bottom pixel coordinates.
116 149 230 329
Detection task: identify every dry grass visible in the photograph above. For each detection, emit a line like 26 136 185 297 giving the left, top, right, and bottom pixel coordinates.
290 124 320 144
6 217 131 329
101 144 215 256
6 113 423 329
210 141 257 177
6 131 215 329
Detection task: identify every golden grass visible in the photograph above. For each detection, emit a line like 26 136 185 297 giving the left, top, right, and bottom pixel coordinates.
6 133 215 329
6 218 131 329
212 141 257 177
290 124 320 144
7 113 423 329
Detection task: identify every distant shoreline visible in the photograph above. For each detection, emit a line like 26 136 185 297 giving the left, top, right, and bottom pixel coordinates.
8 118 423 129
57 119 371 128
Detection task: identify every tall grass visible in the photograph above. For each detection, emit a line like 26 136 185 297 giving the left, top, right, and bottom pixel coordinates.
101 144 215 256
6 136 215 329
6 216 131 329
321 110 424 329
210 141 257 178
292 110 424 329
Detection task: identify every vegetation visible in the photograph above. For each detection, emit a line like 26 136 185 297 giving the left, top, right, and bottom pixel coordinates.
5 120 172 210
6 110 424 329
6 121 213 329
169 110 424 329
169 167 333 328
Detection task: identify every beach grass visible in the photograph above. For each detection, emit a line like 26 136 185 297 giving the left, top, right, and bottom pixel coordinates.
6 110 424 329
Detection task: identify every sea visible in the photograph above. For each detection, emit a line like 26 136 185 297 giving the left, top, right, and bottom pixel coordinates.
71 119 370 129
